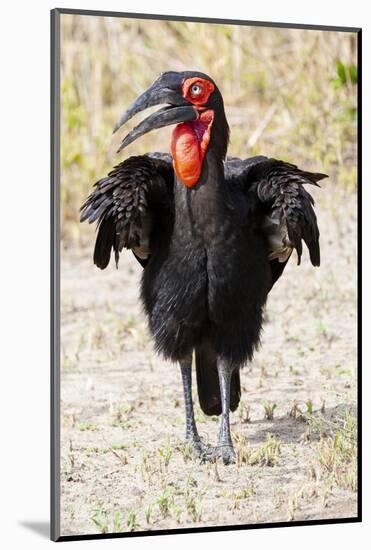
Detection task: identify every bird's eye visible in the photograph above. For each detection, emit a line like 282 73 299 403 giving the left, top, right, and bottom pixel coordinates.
191 84 202 96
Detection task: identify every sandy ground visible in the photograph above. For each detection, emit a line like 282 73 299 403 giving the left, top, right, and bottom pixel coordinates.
60 186 358 536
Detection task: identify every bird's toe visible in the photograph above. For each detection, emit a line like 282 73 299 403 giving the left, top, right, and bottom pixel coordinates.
183 437 212 462
211 445 236 465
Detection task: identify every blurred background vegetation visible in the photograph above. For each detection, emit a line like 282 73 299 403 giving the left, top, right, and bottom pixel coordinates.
60 14 357 247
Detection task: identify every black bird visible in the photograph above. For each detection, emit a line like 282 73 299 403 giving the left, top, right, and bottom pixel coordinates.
81 71 326 464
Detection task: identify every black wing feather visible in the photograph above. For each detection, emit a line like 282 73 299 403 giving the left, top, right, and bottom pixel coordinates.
80 154 174 269
254 160 326 266
226 156 326 268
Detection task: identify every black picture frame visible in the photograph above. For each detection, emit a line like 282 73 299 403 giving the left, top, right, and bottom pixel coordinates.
51 8 362 542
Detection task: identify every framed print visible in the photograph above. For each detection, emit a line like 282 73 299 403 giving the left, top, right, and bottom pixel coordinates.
51 8 361 541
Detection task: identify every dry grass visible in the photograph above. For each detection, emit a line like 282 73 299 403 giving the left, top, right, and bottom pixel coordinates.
60 14 357 247
312 409 357 491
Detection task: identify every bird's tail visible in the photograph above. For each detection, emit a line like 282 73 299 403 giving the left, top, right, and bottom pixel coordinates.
195 345 241 416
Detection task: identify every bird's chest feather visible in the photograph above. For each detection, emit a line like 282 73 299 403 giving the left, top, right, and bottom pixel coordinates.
171 175 255 297
172 170 242 248
142 173 269 327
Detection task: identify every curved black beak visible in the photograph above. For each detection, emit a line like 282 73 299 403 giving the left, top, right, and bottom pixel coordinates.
113 73 197 152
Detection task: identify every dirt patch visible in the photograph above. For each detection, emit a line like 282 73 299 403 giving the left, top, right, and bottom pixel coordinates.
60 186 357 536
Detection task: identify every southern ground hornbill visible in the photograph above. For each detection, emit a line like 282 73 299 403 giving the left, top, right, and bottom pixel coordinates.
81 71 326 464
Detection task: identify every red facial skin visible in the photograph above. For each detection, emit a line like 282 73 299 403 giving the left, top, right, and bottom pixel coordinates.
171 77 215 188
181 77 215 106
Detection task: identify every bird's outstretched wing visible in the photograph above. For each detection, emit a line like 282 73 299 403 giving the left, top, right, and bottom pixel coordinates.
225 156 327 283
80 153 174 269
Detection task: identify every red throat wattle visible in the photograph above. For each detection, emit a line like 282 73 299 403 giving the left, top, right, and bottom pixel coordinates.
171 110 214 188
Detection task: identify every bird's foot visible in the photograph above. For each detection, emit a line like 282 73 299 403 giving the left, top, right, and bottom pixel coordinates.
211 444 236 465
184 436 212 462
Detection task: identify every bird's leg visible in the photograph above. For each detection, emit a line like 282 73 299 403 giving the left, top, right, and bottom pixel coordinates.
213 359 236 465
179 355 210 458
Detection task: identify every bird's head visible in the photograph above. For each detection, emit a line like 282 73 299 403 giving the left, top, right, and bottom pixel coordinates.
113 71 229 188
